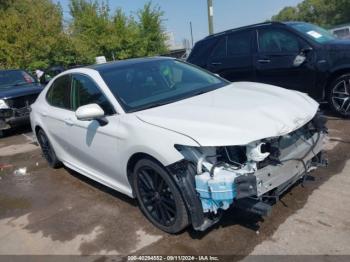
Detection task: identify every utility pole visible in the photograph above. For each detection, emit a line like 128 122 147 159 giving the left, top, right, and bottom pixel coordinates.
207 0 214 35
190 21 194 47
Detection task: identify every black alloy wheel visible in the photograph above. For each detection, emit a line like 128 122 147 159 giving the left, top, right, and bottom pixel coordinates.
36 129 61 168
133 158 188 233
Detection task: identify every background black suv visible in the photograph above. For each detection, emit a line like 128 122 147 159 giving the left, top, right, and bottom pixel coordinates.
187 21 350 117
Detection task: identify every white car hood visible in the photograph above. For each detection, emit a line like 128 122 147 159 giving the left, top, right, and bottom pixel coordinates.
136 82 319 146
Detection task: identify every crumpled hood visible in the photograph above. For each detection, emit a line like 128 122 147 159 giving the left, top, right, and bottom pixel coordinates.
0 83 43 99
136 82 319 146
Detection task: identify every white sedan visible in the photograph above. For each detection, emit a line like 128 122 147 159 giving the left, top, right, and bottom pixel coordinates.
30 57 327 233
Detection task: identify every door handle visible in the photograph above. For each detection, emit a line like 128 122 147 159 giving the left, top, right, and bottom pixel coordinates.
258 59 271 64
211 62 222 65
63 118 74 126
40 111 48 117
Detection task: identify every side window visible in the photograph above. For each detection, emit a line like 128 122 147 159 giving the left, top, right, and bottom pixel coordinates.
210 37 227 58
187 38 216 66
71 74 115 115
258 28 300 53
227 31 252 56
46 74 71 109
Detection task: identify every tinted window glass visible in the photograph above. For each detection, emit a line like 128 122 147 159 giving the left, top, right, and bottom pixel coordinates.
71 74 114 115
227 31 251 56
334 28 350 39
99 59 227 112
289 22 335 43
211 37 227 58
187 38 217 66
47 74 71 109
259 29 300 53
0 70 35 89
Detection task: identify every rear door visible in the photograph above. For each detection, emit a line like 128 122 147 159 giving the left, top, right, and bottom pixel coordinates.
254 26 316 93
44 74 72 157
207 30 255 82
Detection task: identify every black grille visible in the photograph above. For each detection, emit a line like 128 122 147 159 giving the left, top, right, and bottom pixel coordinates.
5 94 38 109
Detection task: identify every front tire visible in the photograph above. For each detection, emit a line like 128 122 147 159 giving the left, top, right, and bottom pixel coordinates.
132 158 189 233
36 129 62 168
328 74 350 118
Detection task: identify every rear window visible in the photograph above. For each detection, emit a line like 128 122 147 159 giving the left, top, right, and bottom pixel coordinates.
0 70 35 89
46 74 71 109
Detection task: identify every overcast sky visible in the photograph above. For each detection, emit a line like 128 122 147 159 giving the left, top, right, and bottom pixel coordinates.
56 0 303 43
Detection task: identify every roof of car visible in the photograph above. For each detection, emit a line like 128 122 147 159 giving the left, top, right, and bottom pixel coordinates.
202 21 303 40
87 56 174 72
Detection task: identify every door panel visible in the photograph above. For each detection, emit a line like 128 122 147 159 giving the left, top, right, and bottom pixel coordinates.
44 74 72 158
64 74 125 189
44 107 72 157
208 31 255 82
255 27 317 94
64 114 124 187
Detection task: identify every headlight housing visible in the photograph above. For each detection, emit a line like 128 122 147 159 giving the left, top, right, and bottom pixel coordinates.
0 99 9 109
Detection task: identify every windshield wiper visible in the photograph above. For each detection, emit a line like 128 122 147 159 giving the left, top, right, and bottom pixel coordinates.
191 89 211 97
139 102 170 111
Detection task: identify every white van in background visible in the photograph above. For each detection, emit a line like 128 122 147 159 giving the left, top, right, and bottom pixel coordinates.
330 24 350 39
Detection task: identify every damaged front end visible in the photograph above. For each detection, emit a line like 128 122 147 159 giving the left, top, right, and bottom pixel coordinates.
0 96 35 131
167 112 328 231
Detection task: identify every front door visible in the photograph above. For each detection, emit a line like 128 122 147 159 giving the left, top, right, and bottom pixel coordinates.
63 73 127 191
254 27 317 94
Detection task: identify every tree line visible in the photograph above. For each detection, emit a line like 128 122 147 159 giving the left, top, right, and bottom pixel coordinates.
271 0 350 28
0 0 168 70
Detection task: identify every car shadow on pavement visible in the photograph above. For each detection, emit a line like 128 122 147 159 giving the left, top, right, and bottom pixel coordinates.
0 125 32 138
64 167 138 207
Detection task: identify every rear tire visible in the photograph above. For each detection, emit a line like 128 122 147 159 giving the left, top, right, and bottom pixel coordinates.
132 158 189 233
0 130 5 138
327 74 350 118
36 129 62 168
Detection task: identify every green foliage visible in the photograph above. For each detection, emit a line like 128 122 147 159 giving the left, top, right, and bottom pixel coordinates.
137 2 167 56
69 0 167 62
0 0 75 70
0 0 168 70
272 0 350 28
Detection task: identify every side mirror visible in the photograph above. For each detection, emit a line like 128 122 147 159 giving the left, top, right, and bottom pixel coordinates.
75 103 105 121
293 54 306 67
293 46 313 67
300 46 313 54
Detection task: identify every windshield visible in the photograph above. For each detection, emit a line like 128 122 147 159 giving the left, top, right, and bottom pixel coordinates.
289 22 336 43
99 59 228 112
0 70 35 89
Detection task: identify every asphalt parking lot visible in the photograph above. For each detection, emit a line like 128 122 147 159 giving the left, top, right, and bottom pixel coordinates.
0 112 350 259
